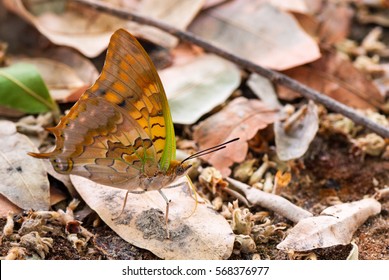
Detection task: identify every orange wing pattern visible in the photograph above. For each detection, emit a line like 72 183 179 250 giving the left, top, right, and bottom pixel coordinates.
29 29 176 190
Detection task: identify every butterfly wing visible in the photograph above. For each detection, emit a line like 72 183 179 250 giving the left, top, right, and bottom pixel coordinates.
29 29 176 189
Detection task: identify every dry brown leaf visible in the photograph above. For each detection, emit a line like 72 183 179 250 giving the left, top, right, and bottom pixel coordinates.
71 175 234 260
3 0 124 57
293 1 353 46
0 105 25 118
0 194 22 217
316 1 353 45
160 54 241 124
277 198 381 251
278 50 384 109
189 0 320 71
49 186 67 206
0 121 50 210
3 0 204 57
193 97 278 176
275 101 319 161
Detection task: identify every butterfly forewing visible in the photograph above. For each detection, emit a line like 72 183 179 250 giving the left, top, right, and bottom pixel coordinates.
29 29 176 189
96 29 176 171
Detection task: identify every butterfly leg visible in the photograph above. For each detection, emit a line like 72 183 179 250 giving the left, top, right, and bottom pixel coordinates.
165 182 186 189
112 190 145 220
158 189 171 239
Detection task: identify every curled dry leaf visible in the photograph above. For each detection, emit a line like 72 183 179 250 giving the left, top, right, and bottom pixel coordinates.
41 159 78 198
10 57 90 103
275 101 319 161
10 47 99 103
160 54 241 125
0 121 50 210
190 0 320 70
277 198 381 251
347 242 359 260
193 97 278 176
3 0 204 56
0 194 22 217
278 50 384 109
71 175 234 260
247 74 282 110
3 0 123 57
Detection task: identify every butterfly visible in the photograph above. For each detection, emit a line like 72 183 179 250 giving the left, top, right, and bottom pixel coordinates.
29 28 237 238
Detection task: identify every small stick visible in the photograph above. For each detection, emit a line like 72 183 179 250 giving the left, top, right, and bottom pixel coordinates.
227 177 312 223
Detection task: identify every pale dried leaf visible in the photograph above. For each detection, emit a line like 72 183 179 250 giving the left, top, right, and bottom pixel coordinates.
203 0 228 9
193 97 278 176
71 175 234 260
0 121 50 210
190 0 320 70
160 54 241 124
277 198 381 251
275 101 319 161
130 0 205 48
269 0 309 13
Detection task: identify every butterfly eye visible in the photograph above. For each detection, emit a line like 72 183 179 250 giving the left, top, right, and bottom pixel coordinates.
176 164 192 176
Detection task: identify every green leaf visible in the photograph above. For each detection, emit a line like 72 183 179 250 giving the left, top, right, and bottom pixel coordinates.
0 63 59 114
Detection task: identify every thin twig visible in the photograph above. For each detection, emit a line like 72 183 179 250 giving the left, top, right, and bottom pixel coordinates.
74 0 389 138
226 177 312 223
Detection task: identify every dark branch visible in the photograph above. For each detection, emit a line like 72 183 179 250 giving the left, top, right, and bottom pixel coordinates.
73 0 389 138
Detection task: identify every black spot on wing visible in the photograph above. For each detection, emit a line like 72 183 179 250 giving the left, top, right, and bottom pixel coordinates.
118 100 126 107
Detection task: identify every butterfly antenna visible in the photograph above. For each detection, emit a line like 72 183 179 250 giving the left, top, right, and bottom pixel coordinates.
181 137 239 164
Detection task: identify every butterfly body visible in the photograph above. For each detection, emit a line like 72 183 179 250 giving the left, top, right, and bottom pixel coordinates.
29 29 190 194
